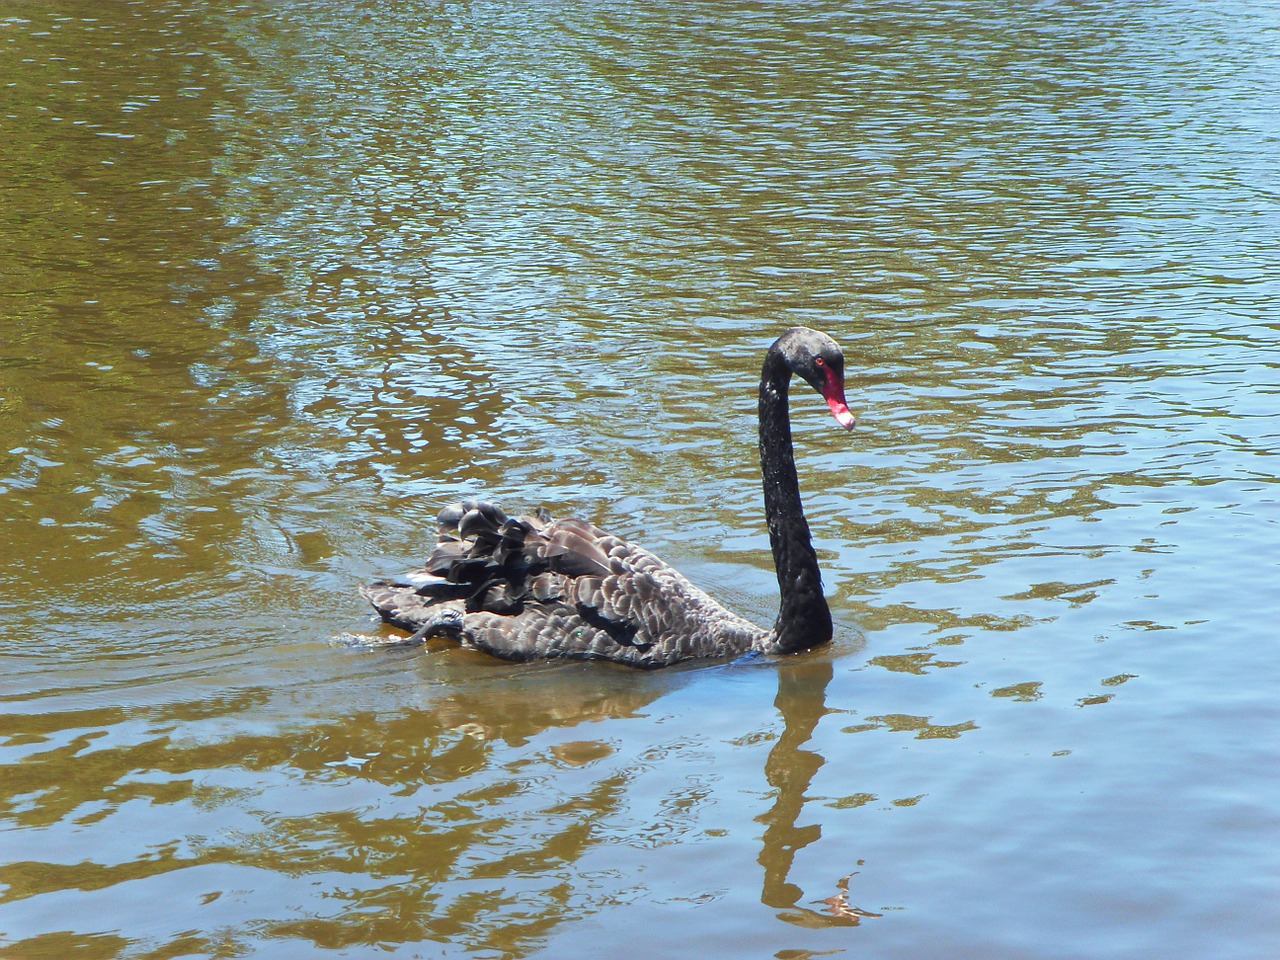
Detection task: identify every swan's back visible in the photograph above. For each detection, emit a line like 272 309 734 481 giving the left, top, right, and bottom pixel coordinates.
361 500 768 668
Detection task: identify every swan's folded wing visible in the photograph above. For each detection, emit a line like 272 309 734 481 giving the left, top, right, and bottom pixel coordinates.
461 540 762 666
362 501 768 665
532 519 612 579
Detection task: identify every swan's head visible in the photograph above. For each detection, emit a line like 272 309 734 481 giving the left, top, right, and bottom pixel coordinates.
778 327 857 430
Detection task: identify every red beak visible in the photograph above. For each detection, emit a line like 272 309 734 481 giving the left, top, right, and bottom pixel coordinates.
821 367 857 430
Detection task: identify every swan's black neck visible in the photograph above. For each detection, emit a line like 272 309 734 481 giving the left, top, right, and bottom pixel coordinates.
759 346 832 653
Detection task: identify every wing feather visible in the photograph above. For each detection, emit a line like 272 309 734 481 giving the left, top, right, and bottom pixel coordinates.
362 499 768 666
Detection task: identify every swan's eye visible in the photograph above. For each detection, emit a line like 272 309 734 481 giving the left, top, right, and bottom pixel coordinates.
815 357 826 367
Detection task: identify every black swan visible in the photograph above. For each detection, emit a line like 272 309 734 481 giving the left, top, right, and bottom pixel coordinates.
360 327 855 668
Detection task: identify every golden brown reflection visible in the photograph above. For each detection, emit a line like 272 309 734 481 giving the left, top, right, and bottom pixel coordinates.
847 714 977 741
0 671 668 954
0 0 290 622
760 657 887 928
0 652 884 952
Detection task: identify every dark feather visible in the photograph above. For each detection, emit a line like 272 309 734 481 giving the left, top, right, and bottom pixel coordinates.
361 498 771 666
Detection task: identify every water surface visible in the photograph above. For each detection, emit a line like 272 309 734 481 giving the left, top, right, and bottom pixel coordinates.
3 2 1279 958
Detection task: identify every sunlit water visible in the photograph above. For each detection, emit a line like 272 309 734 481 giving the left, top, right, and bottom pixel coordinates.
3 1 1279 958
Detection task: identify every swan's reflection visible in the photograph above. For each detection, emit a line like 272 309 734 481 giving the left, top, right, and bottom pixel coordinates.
3 649 884 956
760 656 883 927
329 651 885 931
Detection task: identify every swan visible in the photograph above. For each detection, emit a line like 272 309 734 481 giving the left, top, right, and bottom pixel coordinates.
360 326 855 668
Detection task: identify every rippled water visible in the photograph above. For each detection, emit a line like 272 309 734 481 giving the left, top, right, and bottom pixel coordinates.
3 1 1279 957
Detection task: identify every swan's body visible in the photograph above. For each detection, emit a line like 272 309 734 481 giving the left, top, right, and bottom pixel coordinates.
361 327 855 668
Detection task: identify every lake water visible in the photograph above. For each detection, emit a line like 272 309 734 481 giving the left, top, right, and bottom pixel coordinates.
2 1 1279 957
